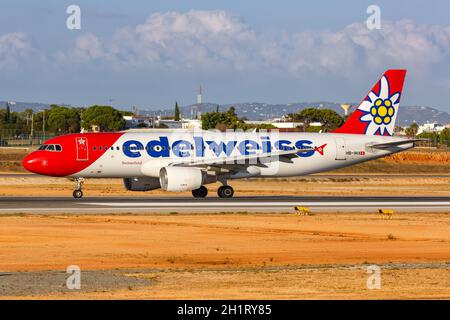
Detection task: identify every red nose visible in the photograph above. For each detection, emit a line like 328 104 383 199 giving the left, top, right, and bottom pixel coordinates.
22 153 51 175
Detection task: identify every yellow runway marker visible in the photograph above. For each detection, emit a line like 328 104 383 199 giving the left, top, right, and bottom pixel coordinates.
295 206 311 216
378 209 394 219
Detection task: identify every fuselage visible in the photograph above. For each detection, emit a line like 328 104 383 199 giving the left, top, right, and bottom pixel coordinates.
22 130 413 179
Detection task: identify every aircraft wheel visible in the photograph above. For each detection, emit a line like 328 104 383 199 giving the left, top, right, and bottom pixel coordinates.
192 186 208 198
218 185 234 198
73 189 83 199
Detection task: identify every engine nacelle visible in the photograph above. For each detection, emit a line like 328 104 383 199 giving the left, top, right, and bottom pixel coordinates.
123 177 160 191
159 167 204 192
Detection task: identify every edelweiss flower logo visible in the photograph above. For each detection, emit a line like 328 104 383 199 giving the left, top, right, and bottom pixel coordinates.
359 75 400 136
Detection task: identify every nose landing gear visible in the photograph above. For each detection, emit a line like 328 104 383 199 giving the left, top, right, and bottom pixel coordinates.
73 189 83 199
72 177 84 199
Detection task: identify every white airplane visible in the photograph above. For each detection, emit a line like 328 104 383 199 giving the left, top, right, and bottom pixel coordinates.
23 69 418 198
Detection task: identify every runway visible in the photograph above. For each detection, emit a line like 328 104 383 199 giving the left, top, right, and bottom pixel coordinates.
0 196 449 213
1 173 450 179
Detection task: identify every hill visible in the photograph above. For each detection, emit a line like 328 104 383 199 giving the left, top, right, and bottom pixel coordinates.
1 100 449 125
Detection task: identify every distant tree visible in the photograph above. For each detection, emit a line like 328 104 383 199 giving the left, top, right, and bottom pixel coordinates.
294 108 343 132
306 126 322 133
394 126 403 133
120 110 134 117
174 102 180 121
81 105 125 132
4 102 10 123
216 104 220 113
47 105 81 133
405 123 419 137
201 106 244 130
22 108 33 123
240 123 276 131
32 110 47 134
227 106 237 118
439 128 450 147
316 109 344 131
417 131 439 146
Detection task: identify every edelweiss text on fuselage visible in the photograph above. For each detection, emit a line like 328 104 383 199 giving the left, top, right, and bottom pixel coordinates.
122 136 318 158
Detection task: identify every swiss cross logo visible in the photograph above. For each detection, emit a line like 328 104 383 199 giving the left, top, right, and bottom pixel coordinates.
314 144 327 156
76 137 89 161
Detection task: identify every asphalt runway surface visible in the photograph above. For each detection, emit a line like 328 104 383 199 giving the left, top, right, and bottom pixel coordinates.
1 173 450 179
0 196 449 213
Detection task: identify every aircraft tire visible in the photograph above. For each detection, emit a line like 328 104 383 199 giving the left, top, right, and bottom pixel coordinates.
218 186 234 198
73 189 83 199
192 186 208 198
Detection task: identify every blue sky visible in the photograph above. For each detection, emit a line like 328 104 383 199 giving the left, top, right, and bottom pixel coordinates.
1 0 450 111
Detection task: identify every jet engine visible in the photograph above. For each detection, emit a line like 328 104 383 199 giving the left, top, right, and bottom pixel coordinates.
123 177 160 191
159 167 204 192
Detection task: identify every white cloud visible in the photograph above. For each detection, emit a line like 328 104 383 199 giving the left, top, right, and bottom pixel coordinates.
63 11 450 79
4 9 450 84
113 10 258 69
0 32 35 70
74 33 108 61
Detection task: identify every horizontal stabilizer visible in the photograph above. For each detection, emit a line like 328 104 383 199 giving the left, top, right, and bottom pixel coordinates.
368 139 424 149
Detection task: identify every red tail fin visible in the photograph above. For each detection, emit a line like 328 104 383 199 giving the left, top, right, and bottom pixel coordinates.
333 69 407 136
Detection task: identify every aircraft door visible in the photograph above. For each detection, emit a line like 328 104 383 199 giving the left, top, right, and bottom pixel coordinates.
335 138 346 160
75 137 89 161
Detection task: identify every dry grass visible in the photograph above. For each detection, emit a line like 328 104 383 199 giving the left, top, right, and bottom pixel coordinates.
0 212 448 299
387 150 450 164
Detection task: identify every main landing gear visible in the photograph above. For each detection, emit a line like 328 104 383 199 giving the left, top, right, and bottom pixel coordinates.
218 185 234 198
192 186 208 198
72 177 84 199
191 185 235 198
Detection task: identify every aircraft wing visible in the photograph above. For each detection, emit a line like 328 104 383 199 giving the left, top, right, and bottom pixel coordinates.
169 147 313 169
368 139 425 149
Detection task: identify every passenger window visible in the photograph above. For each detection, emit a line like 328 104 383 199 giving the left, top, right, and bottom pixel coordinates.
93 146 96 151
99 146 102 150
116 146 119 150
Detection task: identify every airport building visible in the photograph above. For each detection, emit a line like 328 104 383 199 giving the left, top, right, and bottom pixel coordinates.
418 122 447 134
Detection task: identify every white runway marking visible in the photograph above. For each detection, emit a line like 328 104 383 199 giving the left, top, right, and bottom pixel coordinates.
84 201 450 207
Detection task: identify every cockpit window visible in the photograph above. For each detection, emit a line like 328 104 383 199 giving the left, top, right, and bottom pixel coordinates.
38 144 62 152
